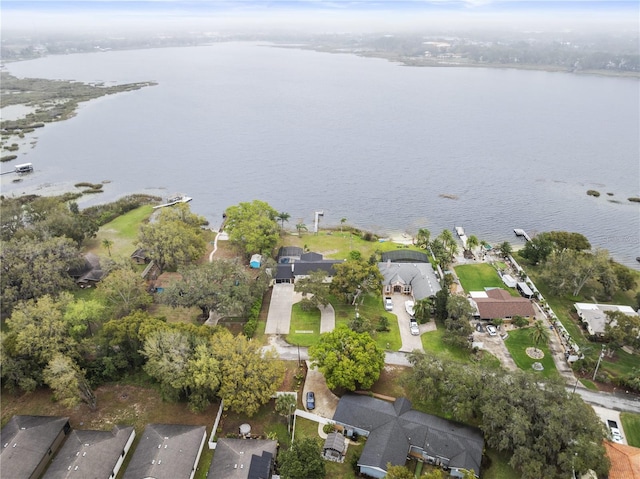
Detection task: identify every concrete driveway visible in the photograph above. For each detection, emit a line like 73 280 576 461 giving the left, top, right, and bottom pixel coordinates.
390 295 424 353
592 405 627 445
472 323 518 371
265 284 299 335
303 361 340 419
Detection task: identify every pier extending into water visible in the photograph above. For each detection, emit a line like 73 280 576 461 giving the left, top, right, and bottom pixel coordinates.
513 229 531 241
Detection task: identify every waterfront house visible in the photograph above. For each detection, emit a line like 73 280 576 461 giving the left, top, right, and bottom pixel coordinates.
574 303 639 336
469 288 535 321
378 261 441 300
68 253 105 287
274 247 343 284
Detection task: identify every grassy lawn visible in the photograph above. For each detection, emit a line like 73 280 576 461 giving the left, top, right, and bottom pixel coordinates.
621 412 640 447
283 230 422 261
504 328 558 378
454 263 506 292
421 328 471 362
518 256 640 380
333 294 401 351
579 378 599 390
84 205 154 259
482 449 519 479
287 303 322 347
293 417 363 479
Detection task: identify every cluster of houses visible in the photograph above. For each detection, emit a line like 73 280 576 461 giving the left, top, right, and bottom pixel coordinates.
0 415 280 479
2 392 485 479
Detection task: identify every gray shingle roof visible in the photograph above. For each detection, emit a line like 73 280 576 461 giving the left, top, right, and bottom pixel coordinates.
42 425 134 479
333 395 484 474
123 424 206 479
1 415 70 479
378 262 441 300
323 432 346 454
207 438 277 479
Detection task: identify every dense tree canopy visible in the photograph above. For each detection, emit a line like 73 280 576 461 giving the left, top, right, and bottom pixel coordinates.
211 331 284 417
330 256 383 305
161 259 256 319
407 352 609 479
605 310 640 350
309 326 385 390
278 438 325 479
224 200 279 257
96 266 152 318
138 203 207 272
43 354 96 410
1 235 82 317
294 269 332 310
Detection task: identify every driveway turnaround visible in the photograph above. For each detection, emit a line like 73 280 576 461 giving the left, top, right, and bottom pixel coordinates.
265 284 298 335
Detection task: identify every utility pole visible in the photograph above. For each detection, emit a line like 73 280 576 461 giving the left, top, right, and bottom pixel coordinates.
592 344 605 381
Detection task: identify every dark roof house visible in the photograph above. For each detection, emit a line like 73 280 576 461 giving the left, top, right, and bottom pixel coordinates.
68 253 105 286
378 262 441 300
42 425 135 479
130 248 150 264
470 288 535 320
332 395 484 479
1 415 71 479
274 250 344 283
123 424 206 479
207 438 277 479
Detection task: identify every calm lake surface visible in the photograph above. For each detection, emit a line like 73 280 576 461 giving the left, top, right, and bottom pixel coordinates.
2 43 639 267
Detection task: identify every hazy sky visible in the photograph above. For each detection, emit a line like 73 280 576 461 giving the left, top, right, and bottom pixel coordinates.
2 1 638 34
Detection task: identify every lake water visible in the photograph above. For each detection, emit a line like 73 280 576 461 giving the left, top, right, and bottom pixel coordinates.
2 43 639 268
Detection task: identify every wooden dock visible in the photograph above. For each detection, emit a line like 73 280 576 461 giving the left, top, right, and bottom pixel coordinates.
513 229 531 241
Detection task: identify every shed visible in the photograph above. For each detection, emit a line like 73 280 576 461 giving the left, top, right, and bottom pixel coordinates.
250 254 262 269
500 274 517 288
517 282 534 299
323 432 346 462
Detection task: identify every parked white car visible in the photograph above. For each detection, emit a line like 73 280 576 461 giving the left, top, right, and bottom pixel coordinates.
410 321 420 336
405 300 415 316
486 325 498 336
610 427 624 444
384 297 393 311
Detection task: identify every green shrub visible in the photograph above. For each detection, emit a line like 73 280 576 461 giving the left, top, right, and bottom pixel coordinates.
586 190 600 197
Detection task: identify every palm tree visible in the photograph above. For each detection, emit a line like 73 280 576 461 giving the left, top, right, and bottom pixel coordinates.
499 241 513 258
413 297 433 323
340 217 347 236
296 223 308 236
102 238 113 256
416 228 431 249
276 212 290 230
466 234 479 254
529 319 550 353
438 229 456 259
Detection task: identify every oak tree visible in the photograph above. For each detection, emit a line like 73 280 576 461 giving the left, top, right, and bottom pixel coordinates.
309 326 385 391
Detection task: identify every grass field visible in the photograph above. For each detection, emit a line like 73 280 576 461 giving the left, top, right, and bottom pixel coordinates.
283 229 423 261
504 328 558 378
620 412 640 447
84 205 155 258
454 263 519 296
421 328 502 369
287 303 322 347
333 294 402 351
